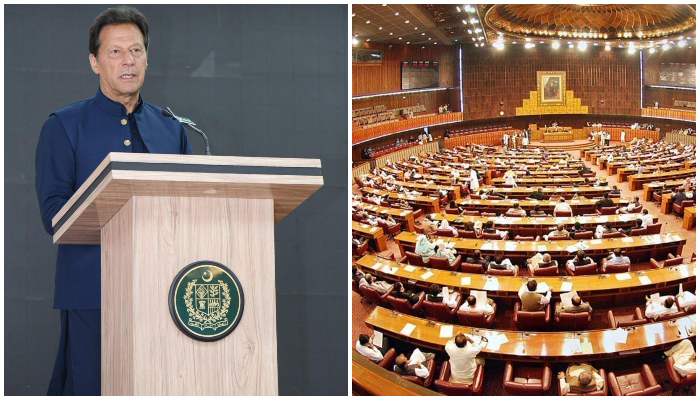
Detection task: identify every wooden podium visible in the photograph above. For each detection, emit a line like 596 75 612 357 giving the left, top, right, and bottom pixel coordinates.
51 153 323 395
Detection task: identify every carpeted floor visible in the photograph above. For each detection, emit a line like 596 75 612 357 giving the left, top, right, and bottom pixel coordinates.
351 143 696 395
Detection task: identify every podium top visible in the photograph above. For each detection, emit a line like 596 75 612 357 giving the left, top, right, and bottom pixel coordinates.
52 153 323 244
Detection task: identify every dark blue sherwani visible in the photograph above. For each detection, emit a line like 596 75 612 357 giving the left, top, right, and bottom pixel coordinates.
35 88 193 395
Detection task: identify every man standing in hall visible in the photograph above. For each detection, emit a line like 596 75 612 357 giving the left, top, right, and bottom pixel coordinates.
35 7 193 395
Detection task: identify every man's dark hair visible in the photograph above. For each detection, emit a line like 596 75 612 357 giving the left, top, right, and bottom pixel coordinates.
613 248 622 257
605 221 612 229
89 6 149 57
526 279 537 291
359 334 370 345
430 283 440 296
574 222 581 229
455 333 467 348
467 295 476 306
636 219 642 228
664 297 675 309
513 202 520 208
642 209 648 215
534 205 540 212
485 220 494 229
572 296 582 307
603 192 609 199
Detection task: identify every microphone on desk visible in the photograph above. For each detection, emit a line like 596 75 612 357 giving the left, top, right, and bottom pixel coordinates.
162 107 211 155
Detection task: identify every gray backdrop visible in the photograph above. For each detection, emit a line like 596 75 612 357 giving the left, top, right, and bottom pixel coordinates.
4 4 347 395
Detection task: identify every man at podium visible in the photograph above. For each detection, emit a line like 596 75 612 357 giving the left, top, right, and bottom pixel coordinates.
35 6 193 395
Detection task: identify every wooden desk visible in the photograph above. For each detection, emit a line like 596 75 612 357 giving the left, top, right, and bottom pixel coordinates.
356 254 696 303
665 132 697 146
354 201 415 232
456 197 628 216
628 169 696 191
617 163 686 182
361 187 440 213
484 186 612 200
543 132 574 142
429 212 652 238
394 231 686 264
365 307 696 363
352 352 439 396
661 193 674 214
352 221 388 251
683 207 696 230
642 179 688 201
491 177 589 187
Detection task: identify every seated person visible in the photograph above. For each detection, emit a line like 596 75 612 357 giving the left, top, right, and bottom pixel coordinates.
566 250 594 271
445 333 484 385
553 197 572 214
435 242 457 264
555 294 593 316
465 249 490 271
644 295 679 320
530 204 546 217
528 187 546 200
487 254 517 274
482 220 508 239
390 282 421 305
527 252 556 274
458 294 495 317
595 192 614 209
640 209 655 228
393 348 435 379
419 218 437 237
595 176 608 187
557 363 605 394
671 188 688 205
609 186 621 195
617 196 641 214
571 192 587 200
384 215 399 228
504 174 517 187
518 279 552 311
438 219 458 237
415 234 437 263
605 248 630 265
663 339 696 377
595 221 620 238
506 202 527 217
677 290 696 312
426 284 459 308
360 273 393 294
568 222 587 239
355 333 385 363
622 219 643 236
543 224 569 241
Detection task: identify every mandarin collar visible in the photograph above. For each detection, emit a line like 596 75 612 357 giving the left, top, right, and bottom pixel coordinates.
94 87 143 117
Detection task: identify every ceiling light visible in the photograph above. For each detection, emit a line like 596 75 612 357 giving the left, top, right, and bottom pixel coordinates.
351 13 355 17
434 42 437 45
512 41 516 44
398 37 402 40
352 38 358 45
382 4 386 6
540 41 544 44
525 37 531 42
470 18 478 24
474 43 478 47
594 42 598 46
472 37 476 41
389 32 393 36
662 43 670 50
406 42 410 44
421 46 425 49
421 33 425 35
679 40 687 47
569 44 574 48
525 43 535 49
456 6 461 12
627 46 635 54
475 28 482 33
462 19 467 25
649 47 656 54
480 43 484 47
354 33 358 37
378 27 382 30
395 12 399 16
552 41 560 49
468 29 472 34
578 41 587 51
366 20 370 24
414 27 418 30
405 20 409 24
493 41 504 50
500 111 504 116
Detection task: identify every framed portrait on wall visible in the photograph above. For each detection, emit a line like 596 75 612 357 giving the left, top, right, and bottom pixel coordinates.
537 71 566 106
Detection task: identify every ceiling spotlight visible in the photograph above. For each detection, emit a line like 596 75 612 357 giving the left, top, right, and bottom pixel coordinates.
405 20 409 24
414 27 418 30
406 42 410 44
662 44 670 50
378 26 382 30
421 46 425 49
480 43 484 47
578 41 587 51
352 38 358 45
649 47 656 54
354 33 358 37
594 42 598 46
627 46 636 54
568 44 574 48
472 37 476 41
474 43 478 47
434 42 437 45
493 41 504 50
366 20 370 24
463 19 467 25
552 41 560 49
398 37 402 40
525 43 535 49
678 40 687 47
389 32 393 36
525 37 531 42
540 41 544 44
351 13 355 17
456 6 461 12
470 18 478 24
475 28 482 33
512 41 516 44
422 32 425 35
428 38 431 40
499 111 505 116
468 29 472 34
395 12 399 16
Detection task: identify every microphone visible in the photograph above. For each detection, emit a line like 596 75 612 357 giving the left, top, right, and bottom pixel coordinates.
162 107 211 155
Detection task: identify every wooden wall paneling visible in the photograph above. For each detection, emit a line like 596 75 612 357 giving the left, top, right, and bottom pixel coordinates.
352 90 450 114
643 87 696 108
644 48 696 85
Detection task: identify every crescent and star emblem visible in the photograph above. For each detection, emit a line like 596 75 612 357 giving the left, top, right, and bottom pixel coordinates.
202 271 213 282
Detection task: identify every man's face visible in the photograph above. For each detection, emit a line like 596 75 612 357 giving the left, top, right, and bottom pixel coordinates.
89 23 147 100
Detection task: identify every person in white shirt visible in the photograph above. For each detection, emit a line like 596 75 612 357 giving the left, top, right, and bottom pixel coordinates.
444 333 483 384
427 284 459 309
503 133 509 149
640 209 655 228
504 174 517 187
355 334 384 362
617 196 640 214
677 290 696 312
466 166 479 192
664 339 696 377
393 348 435 379
458 294 495 317
557 363 605 394
620 130 626 142
553 198 572 214
644 295 679 320
438 219 458 237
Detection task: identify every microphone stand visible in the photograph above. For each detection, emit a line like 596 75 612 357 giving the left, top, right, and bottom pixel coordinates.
163 107 211 155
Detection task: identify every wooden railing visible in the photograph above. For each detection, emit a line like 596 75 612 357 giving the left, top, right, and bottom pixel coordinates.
444 130 513 148
642 107 696 121
582 127 660 142
352 112 463 144
374 142 439 168
664 132 696 146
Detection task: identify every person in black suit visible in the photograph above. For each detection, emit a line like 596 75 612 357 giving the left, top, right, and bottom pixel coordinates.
528 187 546 200
595 192 614 209
465 250 490 271
568 222 587 239
672 189 688 205
390 282 420 305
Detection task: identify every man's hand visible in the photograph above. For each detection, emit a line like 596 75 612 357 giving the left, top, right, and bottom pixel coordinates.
558 372 566 379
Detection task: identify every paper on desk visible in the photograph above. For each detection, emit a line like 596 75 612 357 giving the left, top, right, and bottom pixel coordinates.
461 277 472 286
615 273 632 281
446 241 456 249
372 331 383 348
614 328 628 343
487 333 509 351
638 276 652 285
566 245 579 253
672 235 682 241
480 242 493 250
400 323 416 337
650 293 661 305
404 265 416 272
421 271 434 280
590 239 602 244
401 210 410 216
536 282 550 293
483 277 499 291
372 262 383 270
564 338 582 354
560 281 573 292
505 242 518 251
430 214 436 219
439 325 454 338
580 342 593 354
471 290 487 307
571 199 581 203
560 291 578 308
537 245 548 252
679 283 684 296
370 227 378 233
621 237 634 243
382 266 399 275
